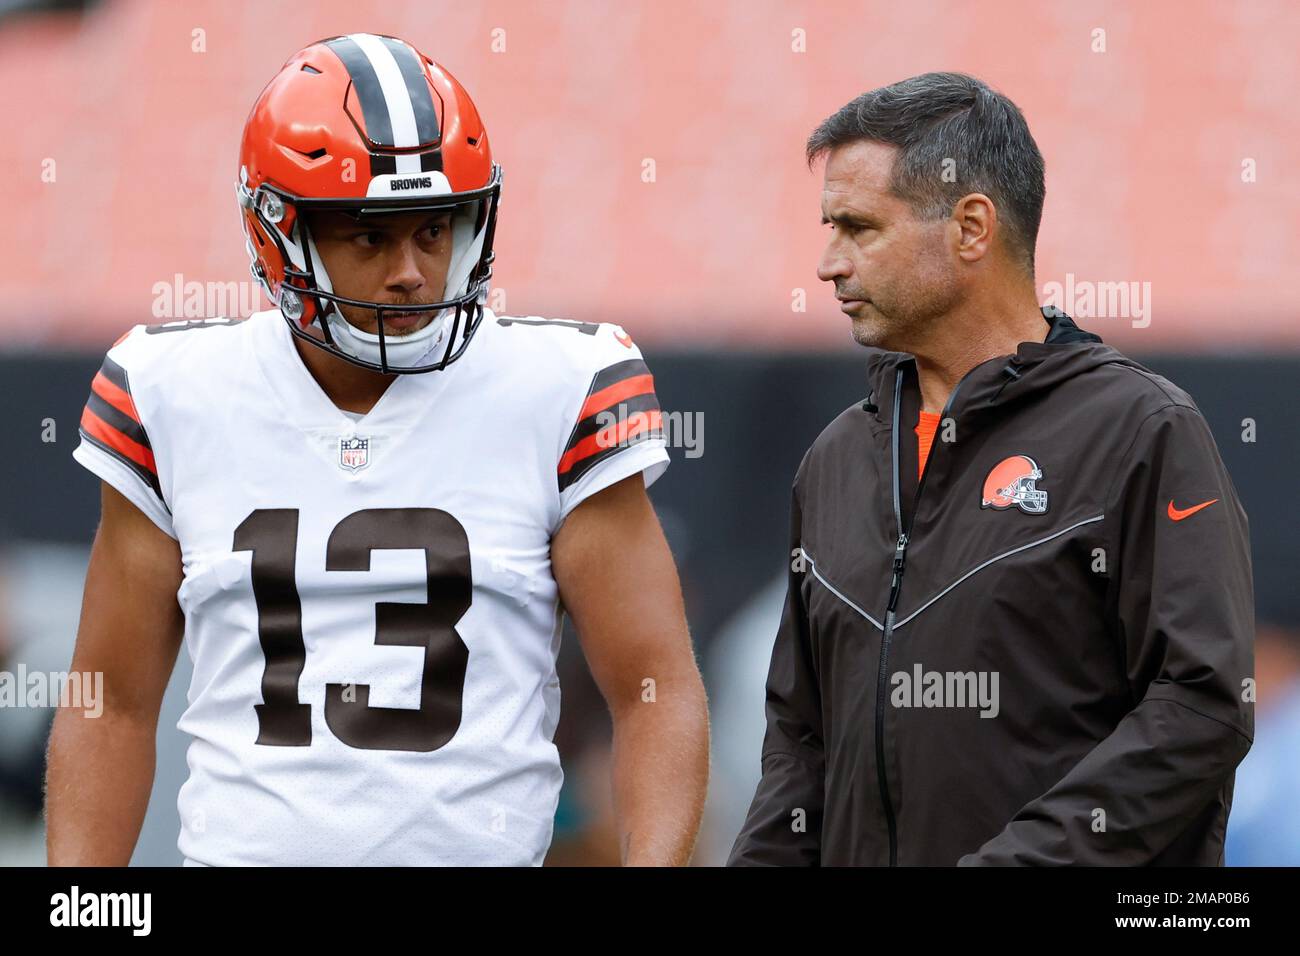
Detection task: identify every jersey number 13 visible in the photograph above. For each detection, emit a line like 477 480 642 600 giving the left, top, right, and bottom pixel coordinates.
233 507 470 753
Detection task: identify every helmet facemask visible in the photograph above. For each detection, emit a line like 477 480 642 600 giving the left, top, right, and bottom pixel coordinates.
239 164 501 374
1003 469 1048 513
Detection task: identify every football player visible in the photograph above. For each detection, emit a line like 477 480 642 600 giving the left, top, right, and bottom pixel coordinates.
46 34 708 866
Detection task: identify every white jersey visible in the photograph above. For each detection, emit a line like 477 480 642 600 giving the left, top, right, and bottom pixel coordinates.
73 307 668 866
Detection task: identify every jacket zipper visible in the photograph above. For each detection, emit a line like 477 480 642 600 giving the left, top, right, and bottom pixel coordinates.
874 363 968 866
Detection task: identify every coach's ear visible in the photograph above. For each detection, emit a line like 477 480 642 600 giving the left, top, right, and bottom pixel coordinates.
952 192 996 264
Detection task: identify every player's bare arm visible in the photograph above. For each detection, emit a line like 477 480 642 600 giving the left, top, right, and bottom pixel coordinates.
552 474 708 867
46 483 184 866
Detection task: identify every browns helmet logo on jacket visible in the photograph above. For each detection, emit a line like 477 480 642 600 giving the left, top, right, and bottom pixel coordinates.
981 454 1049 514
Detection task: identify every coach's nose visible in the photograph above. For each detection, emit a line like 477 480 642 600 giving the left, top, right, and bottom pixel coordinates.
817 241 853 285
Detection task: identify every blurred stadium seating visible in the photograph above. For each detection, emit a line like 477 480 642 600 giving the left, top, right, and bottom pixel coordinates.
3 0 1299 348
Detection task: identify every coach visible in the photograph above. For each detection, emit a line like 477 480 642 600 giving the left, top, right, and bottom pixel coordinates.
729 73 1254 865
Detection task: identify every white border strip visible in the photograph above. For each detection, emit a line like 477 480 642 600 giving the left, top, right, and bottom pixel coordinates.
893 514 1105 630
799 548 884 631
799 513 1105 635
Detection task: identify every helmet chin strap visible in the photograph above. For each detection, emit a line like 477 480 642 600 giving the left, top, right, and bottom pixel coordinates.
302 226 450 369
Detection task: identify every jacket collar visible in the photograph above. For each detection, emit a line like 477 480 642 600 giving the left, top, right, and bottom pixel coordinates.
1040 305 1103 345
861 307 1107 419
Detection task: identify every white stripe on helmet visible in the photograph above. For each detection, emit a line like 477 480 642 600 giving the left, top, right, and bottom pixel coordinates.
349 33 422 174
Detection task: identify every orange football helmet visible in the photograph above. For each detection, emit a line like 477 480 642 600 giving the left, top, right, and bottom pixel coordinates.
981 455 1049 513
237 34 501 372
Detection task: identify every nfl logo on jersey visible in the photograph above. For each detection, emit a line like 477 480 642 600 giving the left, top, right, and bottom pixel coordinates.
338 435 370 473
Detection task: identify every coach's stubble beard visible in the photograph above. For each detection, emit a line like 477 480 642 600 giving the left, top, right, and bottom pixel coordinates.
849 247 963 354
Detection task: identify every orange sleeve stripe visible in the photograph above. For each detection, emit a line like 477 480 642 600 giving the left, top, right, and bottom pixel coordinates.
91 371 143 425
558 409 662 475
81 406 158 475
576 374 656 422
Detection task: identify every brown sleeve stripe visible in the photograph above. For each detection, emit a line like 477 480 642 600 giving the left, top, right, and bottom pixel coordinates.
79 355 163 499
85 386 151 452
79 413 163 499
97 353 134 396
559 359 663 492
90 370 143 428
559 409 663 478
566 391 660 449
587 358 650 394
576 372 655 422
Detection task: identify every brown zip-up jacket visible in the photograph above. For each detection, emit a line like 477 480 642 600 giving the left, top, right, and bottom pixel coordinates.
729 308 1254 866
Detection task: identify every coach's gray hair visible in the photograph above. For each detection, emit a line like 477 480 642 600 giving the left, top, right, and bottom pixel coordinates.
807 72 1045 274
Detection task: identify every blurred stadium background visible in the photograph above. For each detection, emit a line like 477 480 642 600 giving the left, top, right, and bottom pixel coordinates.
1 0 1297 866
